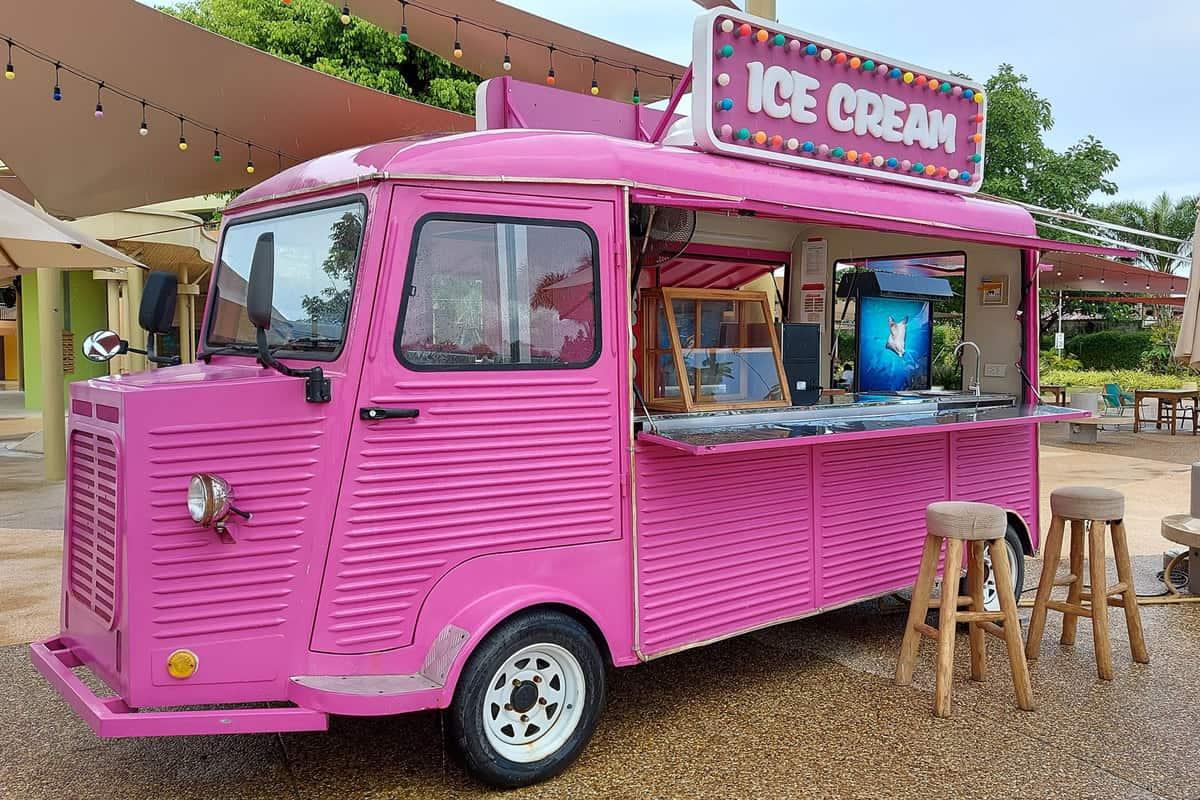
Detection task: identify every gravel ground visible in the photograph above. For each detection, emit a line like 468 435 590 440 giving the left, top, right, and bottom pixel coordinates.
2 555 1197 800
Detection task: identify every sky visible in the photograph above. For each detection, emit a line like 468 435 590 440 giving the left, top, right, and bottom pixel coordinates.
139 0 1199 205
502 0 1198 205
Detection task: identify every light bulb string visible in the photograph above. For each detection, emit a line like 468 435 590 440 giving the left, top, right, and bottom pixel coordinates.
391 0 683 87
1 32 301 164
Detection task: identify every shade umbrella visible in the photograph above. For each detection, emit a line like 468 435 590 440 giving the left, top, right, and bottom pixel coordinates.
1174 200 1200 370
0 190 143 281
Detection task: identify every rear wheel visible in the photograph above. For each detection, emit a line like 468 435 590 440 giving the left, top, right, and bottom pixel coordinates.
956 524 1025 612
448 610 605 788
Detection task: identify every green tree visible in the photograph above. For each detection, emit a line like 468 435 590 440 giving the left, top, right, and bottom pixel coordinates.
981 64 1119 213
159 0 478 114
1092 192 1197 273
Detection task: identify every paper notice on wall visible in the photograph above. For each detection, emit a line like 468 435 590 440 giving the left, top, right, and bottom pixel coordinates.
800 238 827 328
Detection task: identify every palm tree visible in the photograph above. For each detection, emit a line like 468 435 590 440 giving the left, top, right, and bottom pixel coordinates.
1093 192 1197 273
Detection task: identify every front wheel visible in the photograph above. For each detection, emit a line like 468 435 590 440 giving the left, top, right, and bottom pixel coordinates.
448 610 605 788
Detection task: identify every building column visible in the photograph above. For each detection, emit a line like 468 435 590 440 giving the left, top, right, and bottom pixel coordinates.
104 274 123 376
125 266 146 372
36 267 65 482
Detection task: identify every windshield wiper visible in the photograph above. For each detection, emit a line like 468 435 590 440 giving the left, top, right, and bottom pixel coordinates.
198 343 259 361
280 335 341 350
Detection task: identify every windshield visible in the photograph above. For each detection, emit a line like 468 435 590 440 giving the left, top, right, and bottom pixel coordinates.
206 198 366 357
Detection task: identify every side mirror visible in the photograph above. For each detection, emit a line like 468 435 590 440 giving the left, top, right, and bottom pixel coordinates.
247 232 275 331
243 231 330 404
139 271 178 335
81 329 129 363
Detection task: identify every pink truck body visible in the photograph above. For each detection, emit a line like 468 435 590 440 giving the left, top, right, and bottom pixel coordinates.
31 125 1099 740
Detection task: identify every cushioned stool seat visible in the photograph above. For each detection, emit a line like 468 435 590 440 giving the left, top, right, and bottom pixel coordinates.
1049 486 1125 522
926 501 1007 541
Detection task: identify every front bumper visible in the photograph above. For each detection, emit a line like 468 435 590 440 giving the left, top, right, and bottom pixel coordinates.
30 637 328 738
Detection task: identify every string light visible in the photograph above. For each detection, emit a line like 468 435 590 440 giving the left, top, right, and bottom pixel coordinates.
246 143 255 175
0 32 295 172
632 67 640 104
590 57 599 95
212 130 222 163
546 44 555 86
340 4 351 25
379 0 682 102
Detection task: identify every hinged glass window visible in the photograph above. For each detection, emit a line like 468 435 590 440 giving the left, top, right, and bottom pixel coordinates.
397 216 600 370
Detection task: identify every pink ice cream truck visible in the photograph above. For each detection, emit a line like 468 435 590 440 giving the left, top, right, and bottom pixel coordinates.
33 10 1115 788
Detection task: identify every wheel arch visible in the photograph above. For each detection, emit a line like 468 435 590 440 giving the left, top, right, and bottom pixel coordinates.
1006 510 1034 555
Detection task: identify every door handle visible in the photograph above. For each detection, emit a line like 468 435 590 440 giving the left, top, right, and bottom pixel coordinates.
359 407 420 420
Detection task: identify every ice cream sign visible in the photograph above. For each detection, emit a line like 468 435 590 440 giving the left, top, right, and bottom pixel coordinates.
691 9 987 193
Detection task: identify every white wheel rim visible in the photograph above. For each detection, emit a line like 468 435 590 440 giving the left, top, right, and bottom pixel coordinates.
482 643 586 764
982 540 1019 612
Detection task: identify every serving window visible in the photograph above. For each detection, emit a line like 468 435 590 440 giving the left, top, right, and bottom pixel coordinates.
640 287 790 412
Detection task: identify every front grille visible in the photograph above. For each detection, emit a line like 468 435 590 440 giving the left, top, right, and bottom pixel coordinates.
67 429 121 629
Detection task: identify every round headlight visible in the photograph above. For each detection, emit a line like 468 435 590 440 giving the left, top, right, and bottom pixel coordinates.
187 473 233 527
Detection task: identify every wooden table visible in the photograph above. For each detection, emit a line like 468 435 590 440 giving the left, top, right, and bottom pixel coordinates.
1041 384 1067 405
1134 389 1200 435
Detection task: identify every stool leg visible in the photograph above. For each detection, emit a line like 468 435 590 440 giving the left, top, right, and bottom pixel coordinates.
896 535 942 687
1061 519 1086 646
934 537 963 718
967 540 987 682
1025 514 1066 660
1088 521 1115 681
1110 520 1149 664
990 537 1036 712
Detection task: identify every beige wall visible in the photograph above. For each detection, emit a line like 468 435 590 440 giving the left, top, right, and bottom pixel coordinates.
787 227 1026 395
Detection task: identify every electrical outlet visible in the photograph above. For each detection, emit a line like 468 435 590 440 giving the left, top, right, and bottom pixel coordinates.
984 363 1007 378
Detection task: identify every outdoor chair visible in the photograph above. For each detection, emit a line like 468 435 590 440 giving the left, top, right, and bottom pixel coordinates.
1101 383 1135 416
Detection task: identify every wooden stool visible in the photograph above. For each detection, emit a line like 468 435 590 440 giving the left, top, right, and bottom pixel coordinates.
895 501 1035 718
1025 486 1148 680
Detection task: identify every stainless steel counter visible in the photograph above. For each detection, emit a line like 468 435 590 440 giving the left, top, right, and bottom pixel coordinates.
637 398 1086 454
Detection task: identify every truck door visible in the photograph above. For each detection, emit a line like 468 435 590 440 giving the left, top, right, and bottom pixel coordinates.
311 186 627 654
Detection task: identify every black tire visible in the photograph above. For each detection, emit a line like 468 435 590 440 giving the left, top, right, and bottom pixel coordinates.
448 610 606 789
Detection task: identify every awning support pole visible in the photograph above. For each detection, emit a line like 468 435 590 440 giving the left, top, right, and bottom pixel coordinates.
125 267 145 372
36 267 65 482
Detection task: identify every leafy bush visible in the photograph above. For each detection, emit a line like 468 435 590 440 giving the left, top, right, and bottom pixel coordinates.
1138 323 1190 375
931 322 962 388
1040 350 1082 371
1065 330 1153 370
1039 369 1192 392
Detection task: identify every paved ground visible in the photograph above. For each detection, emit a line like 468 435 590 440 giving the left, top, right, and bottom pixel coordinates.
1 555 1195 799
3 421 1200 798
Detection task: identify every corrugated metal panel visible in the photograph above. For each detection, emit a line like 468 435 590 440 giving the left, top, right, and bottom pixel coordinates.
813 433 948 606
144 416 321 640
67 429 121 630
950 426 1037 524
635 443 813 655
312 374 622 653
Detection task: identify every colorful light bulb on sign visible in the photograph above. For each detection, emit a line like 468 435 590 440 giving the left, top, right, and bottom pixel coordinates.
692 9 987 193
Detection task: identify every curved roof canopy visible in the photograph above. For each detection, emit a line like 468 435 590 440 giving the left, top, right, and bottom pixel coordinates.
0 0 472 218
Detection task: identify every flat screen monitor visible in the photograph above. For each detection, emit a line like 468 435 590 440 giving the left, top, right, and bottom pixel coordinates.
855 296 932 393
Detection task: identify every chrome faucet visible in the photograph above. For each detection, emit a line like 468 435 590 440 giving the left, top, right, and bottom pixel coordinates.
954 340 982 396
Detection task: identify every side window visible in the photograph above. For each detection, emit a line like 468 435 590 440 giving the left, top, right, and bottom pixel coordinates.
397 216 600 369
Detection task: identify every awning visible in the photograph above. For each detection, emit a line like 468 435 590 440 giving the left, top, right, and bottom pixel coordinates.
0 0 473 218
1038 251 1185 296
630 189 1141 258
